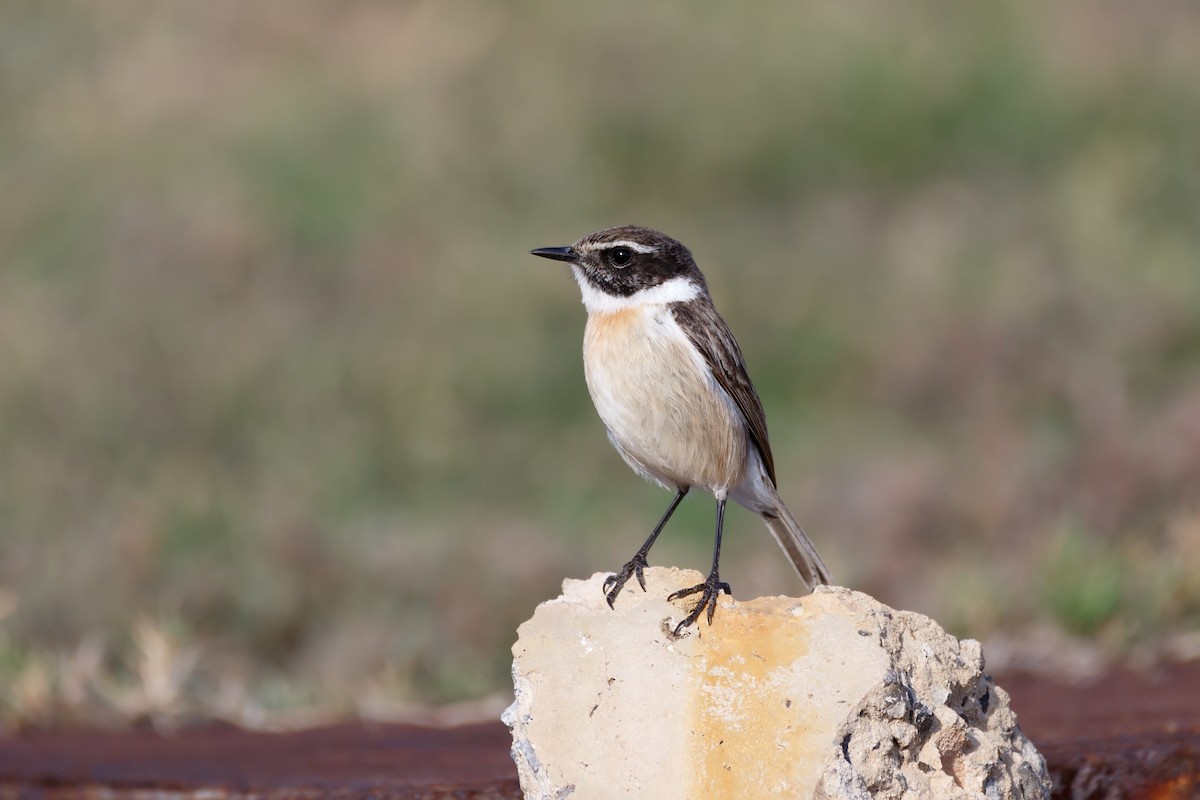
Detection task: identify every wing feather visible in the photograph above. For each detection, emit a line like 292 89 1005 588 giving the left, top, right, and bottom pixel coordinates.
671 300 777 486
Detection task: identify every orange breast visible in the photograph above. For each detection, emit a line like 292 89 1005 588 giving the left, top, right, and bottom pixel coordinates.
581 306 747 494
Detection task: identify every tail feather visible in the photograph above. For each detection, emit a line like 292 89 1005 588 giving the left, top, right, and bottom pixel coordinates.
760 489 832 591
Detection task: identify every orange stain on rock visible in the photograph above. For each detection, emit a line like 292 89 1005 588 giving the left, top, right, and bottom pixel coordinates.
688 596 823 798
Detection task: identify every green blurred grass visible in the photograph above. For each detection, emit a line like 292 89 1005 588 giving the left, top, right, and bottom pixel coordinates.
1 1 1199 726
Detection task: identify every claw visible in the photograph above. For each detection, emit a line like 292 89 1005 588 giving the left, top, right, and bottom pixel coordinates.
668 573 732 635
603 553 651 608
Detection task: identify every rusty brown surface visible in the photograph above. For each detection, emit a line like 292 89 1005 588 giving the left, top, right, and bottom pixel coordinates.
0 721 522 800
1 661 1198 800
1037 733 1200 800
1004 660 1200 800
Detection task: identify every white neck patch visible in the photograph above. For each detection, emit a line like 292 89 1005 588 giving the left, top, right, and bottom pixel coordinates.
571 270 702 314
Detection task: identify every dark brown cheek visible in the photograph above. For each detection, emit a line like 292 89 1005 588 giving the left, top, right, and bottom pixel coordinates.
591 269 643 298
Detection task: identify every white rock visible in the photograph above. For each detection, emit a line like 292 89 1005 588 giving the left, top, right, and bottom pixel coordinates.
502 567 1050 800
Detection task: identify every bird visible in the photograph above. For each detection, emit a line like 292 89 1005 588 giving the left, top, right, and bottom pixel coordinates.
531 225 832 633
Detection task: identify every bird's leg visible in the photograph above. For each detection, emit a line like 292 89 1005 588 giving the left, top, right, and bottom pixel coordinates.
668 496 731 634
604 487 689 608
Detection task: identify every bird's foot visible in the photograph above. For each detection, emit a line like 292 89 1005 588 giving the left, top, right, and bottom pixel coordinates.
603 552 651 608
667 571 731 634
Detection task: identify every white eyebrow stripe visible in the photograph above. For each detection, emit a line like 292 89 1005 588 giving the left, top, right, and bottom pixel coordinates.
572 272 701 314
607 239 658 254
580 239 659 255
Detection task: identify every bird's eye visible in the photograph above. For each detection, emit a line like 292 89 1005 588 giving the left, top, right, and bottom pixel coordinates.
609 247 633 267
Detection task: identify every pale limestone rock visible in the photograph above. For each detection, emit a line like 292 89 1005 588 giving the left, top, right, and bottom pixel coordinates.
502 567 1050 800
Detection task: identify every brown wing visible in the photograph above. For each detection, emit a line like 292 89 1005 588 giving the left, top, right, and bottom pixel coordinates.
671 299 777 486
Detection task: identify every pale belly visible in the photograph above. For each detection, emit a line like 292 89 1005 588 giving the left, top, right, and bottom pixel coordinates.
582 306 748 494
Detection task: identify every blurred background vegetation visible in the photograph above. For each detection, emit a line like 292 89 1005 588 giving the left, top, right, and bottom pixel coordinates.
1 1 1199 728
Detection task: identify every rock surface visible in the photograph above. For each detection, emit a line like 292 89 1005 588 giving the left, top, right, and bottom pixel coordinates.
503 568 1050 800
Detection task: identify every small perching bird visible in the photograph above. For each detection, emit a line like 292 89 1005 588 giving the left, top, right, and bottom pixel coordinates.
532 225 832 633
